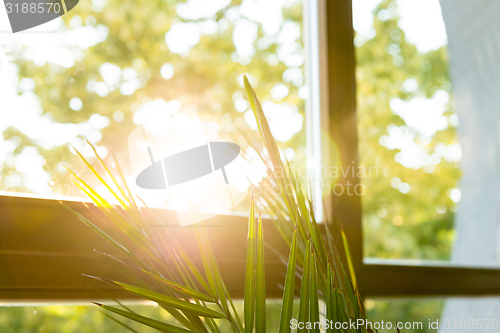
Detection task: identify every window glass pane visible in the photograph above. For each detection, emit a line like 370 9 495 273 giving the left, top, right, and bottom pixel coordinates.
355 0 457 261
0 305 164 332
7 298 500 332
366 298 443 333
4 298 496 332
367 297 500 333
354 0 498 266
0 301 284 332
0 0 307 213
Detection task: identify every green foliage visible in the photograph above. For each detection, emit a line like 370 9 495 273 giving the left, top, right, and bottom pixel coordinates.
356 0 459 260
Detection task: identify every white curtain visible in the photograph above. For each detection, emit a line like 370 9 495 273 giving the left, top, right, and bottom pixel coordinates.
440 0 500 330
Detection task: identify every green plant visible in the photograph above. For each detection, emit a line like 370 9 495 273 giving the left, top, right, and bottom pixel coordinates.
68 76 373 332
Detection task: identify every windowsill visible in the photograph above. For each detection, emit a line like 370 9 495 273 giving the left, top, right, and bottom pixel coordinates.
0 194 289 302
364 257 500 270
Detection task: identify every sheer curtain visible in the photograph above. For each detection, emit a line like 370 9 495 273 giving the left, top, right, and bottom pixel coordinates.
440 0 500 329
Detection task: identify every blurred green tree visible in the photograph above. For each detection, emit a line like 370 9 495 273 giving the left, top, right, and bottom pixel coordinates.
2 0 306 197
357 0 459 261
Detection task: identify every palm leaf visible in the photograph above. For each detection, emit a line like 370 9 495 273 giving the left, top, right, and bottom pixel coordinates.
86 139 131 208
326 262 334 333
278 224 299 333
69 75 371 333
195 229 219 298
255 212 266 333
140 269 216 303
297 238 311 333
72 145 128 208
114 281 225 318
94 303 195 333
102 312 140 333
244 194 256 333
341 231 357 291
309 245 319 333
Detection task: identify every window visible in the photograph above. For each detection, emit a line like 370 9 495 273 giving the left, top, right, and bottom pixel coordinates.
354 0 458 263
351 0 500 292
0 0 307 206
2 0 500 326
350 0 500 323
0 0 307 301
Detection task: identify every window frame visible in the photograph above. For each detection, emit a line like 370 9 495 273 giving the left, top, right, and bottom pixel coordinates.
318 0 500 298
1 0 500 304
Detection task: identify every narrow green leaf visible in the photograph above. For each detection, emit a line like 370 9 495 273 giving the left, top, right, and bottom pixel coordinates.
183 313 210 333
114 282 225 318
243 74 298 224
94 303 195 333
73 144 128 208
62 163 111 207
334 291 342 332
354 294 361 333
63 204 129 255
195 228 243 332
86 139 130 208
137 201 212 295
175 239 213 296
161 306 199 332
195 229 218 297
244 195 256 333
297 239 311 333
326 262 334 333
256 212 266 333
211 254 230 315
205 317 222 333
113 153 139 211
140 269 216 303
72 180 104 207
341 231 357 291
102 313 140 333
309 247 319 333
225 284 244 332
243 75 281 172
86 274 195 330
278 225 299 333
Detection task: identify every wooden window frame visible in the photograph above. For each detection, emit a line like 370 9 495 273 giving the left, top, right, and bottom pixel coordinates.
319 0 500 298
2 0 500 303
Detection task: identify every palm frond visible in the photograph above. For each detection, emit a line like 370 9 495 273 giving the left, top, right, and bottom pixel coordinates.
67 76 374 333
